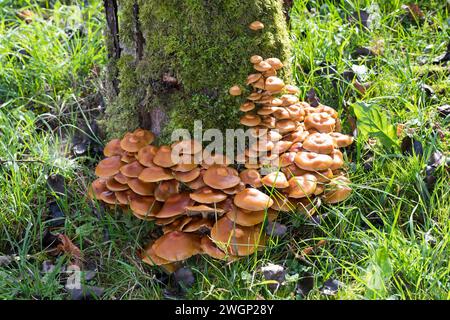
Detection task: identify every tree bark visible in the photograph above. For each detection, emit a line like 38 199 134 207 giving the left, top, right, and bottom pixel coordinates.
101 0 291 143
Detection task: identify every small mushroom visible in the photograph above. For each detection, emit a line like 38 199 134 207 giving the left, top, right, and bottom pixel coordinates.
100 190 117 204
103 139 123 157
254 61 272 72
129 194 161 218
115 189 135 205
229 85 242 96
127 178 156 196
329 132 354 148
284 84 300 94
120 131 151 153
247 73 262 85
120 161 145 178
330 149 344 170
249 20 264 31
95 156 122 178
295 151 333 171
141 242 171 266
287 174 317 198
203 165 240 189
275 119 296 134
173 167 201 183
265 76 285 92
154 180 180 201
106 177 129 192
250 55 263 64
153 145 178 168
171 139 202 155
189 187 227 204
138 166 174 182
223 181 245 195
137 145 159 167
200 236 226 260
89 178 108 200
304 112 336 133
302 133 335 154
183 217 214 233
265 58 283 70
323 175 352 203
155 193 194 218
152 231 202 262
226 206 267 226
240 102 256 112
234 188 274 211
240 114 262 127
261 171 289 188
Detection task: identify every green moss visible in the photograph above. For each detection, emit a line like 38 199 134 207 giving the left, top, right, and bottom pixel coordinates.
103 0 291 142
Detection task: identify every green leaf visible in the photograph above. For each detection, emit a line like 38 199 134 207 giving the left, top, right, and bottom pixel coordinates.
352 102 399 150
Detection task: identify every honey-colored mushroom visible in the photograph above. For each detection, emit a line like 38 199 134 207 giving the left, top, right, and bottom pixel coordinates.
294 151 333 171
203 165 240 189
287 174 317 198
152 231 202 262
302 132 335 154
249 20 264 31
95 156 122 178
189 187 227 204
234 188 274 211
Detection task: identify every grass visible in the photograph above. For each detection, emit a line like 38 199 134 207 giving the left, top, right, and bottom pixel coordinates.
0 0 449 299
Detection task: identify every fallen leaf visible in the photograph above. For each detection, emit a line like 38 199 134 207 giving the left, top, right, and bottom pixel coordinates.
320 278 342 296
174 267 195 289
296 272 314 297
56 234 83 266
265 221 287 237
401 137 423 157
306 88 320 107
261 263 286 292
67 286 104 300
437 104 450 117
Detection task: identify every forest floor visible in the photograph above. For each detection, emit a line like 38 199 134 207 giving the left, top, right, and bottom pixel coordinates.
0 0 449 299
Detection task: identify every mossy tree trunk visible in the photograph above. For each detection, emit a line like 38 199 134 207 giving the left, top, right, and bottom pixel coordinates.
102 0 291 143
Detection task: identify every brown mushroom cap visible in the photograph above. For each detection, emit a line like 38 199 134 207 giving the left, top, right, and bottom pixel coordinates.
106 177 129 192
120 152 136 163
185 204 225 216
114 172 131 184
323 175 352 203
275 119 296 134
240 113 262 127
173 167 201 183
330 149 344 170
200 236 226 260
240 102 256 112
162 216 193 234
152 231 202 262
265 76 285 92
304 112 336 133
115 189 135 205
249 20 264 30
261 171 289 188
285 84 300 94
329 132 354 148
239 169 262 188
133 128 155 144
103 139 123 157
226 206 267 226
294 151 333 171
129 194 161 218
138 166 174 182
265 58 283 70
127 178 156 196
247 73 262 85
302 133 335 154
119 160 145 178
89 178 108 200
154 180 180 201
120 132 150 153
270 192 295 212
254 61 272 72
288 174 318 198
250 55 263 64
223 181 245 195
203 165 240 189
189 187 227 204
155 193 194 218
234 188 274 211
99 190 117 204
183 217 214 233
153 145 177 168
210 217 264 256
229 85 242 96
137 145 158 167
141 242 171 266
95 156 122 178
186 173 207 190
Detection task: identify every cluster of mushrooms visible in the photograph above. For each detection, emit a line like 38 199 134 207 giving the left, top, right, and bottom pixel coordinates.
89 22 354 273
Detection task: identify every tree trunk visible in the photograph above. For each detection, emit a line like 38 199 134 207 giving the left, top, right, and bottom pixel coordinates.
101 0 291 143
